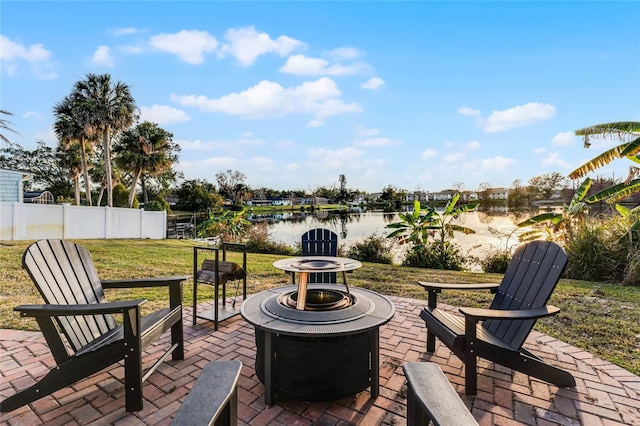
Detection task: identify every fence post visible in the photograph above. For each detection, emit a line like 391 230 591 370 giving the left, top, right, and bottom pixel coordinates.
12 202 20 240
62 203 70 239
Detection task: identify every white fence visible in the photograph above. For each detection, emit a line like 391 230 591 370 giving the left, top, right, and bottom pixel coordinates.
0 202 166 240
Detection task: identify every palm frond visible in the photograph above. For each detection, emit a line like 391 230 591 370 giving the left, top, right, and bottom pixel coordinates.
575 121 640 137
619 136 640 157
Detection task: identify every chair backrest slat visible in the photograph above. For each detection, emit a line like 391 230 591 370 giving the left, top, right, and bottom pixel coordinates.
301 228 338 283
22 240 118 352
484 241 567 349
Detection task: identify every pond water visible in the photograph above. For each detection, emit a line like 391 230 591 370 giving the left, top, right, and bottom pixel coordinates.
250 206 552 260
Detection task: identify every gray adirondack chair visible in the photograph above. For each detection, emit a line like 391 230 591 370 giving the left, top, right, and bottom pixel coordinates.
419 240 576 395
301 228 338 283
0 239 188 412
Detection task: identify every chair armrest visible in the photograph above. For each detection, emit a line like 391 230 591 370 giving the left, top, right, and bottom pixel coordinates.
15 299 147 317
102 275 190 288
419 281 499 309
418 281 500 292
459 305 561 322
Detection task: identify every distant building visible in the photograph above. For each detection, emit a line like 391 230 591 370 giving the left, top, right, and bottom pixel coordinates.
0 169 32 203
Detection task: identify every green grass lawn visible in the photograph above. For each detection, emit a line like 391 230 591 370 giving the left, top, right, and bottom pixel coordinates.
1 239 638 376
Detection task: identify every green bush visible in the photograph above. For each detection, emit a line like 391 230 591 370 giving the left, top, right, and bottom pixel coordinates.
403 241 469 271
480 247 511 273
623 249 640 286
243 223 297 255
564 217 628 282
345 233 394 264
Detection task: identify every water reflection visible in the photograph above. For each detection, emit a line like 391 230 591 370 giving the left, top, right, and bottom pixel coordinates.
250 206 561 255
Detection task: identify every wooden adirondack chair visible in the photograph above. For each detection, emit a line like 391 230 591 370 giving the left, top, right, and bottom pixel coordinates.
301 228 338 283
418 240 576 395
0 239 188 413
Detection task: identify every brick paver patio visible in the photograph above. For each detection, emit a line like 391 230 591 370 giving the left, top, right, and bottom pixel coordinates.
1 296 639 425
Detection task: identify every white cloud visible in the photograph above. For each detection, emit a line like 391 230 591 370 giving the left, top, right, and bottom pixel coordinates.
361 77 385 90
533 147 547 155
458 107 481 116
551 131 576 146
172 77 362 126
177 136 265 151
219 26 304 66
280 54 367 76
0 35 56 79
248 156 276 170
480 156 516 171
149 30 219 64
91 46 114 67
327 47 360 60
21 111 42 119
308 147 364 169
465 140 481 150
139 104 190 124
118 45 143 54
354 137 400 147
480 102 556 133
112 27 139 36
356 127 380 137
542 152 571 168
421 148 438 159
444 152 465 163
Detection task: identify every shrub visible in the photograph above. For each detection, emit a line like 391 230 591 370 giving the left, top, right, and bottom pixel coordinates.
623 249 640 286
480 247 511 273
402 241 469 271
243 223 297 255
345 233 394 264
563 217 628 282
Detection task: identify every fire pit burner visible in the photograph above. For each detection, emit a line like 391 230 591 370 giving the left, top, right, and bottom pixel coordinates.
241 284 395 404
281 289 351 311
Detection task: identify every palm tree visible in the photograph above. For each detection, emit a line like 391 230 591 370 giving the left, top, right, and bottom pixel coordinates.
56 142 83 205
113 121 178 208
570 121 640 202
53 96 94 205
1 109 20 146
71 73 137 207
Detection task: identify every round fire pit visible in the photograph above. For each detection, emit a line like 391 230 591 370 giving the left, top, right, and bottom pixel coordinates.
241 284 395 404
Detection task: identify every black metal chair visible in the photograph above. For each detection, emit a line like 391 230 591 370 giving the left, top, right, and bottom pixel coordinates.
0 239 188 412
301 228 338 283
418 240 576 395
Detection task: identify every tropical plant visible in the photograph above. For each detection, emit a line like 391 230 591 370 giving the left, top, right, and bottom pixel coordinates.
71 73 137 207
386 194 478 269
197 210 250 242
113 121 179 208
569 121 640 203
517 178 592 242
53 96 94 205
0 109 20 146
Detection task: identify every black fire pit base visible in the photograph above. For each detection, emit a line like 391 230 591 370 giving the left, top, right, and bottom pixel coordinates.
254 329 372 401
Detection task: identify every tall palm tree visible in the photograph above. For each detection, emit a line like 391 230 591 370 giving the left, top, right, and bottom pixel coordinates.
71 73 137 207
1 109 20 146
53 96 94 205
113 121 178 208
56 142 83 205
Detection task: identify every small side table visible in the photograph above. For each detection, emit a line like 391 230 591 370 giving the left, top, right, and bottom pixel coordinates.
193 243 247 330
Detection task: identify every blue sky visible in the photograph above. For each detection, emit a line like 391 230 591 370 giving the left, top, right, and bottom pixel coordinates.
1 1 639 193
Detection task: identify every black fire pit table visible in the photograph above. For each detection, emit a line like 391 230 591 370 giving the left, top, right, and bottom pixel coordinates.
241 278 395 405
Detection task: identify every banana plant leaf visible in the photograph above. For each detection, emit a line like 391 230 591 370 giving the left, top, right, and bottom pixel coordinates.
569 142 632 179
517 212 564 227
619 136 640 157
443 193 460 215
584 179 640 203
575 121 640 136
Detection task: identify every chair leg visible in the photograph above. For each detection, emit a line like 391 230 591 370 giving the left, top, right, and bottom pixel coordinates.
426 330 436 353
124 344 143 411
171 316 185 361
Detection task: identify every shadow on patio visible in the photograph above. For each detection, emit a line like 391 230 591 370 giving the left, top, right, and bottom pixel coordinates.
1 296 639 425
